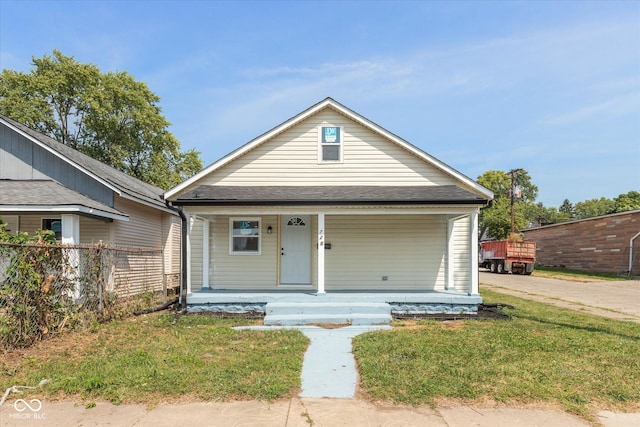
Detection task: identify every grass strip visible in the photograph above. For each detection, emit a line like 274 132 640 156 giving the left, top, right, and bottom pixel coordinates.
354 289 640 419
1 314 308 404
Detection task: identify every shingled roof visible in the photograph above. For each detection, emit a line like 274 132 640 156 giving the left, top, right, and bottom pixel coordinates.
0 114 167 210
0 180 128 220
174 185 489 205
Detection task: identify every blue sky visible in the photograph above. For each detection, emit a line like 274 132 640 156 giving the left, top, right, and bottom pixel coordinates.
1 0 638 206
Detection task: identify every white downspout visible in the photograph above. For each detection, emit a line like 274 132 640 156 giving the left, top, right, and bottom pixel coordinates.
629 231 640 276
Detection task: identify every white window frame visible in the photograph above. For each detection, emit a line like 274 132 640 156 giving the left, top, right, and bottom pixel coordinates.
317 126 344 164
229 217 262 255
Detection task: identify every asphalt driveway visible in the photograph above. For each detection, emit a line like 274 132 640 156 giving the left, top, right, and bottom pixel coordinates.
480 271 640 323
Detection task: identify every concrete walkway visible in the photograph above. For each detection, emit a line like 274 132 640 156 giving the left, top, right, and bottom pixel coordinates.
236 325 391 399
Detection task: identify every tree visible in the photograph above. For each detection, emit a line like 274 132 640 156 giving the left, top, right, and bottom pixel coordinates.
559 199 574 219
0 50 201 189
477 169 538 239
574 197 615 219
612 191 640 213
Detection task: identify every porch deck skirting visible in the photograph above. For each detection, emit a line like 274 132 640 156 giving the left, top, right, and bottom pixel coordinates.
186 290 482 316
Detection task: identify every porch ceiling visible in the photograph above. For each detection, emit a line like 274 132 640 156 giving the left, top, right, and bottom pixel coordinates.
174 185 489 206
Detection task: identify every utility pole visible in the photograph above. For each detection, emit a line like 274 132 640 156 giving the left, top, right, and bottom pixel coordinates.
509 168 523 234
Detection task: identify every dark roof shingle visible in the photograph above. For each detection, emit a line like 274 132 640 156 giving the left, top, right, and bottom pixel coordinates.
175 185 489 205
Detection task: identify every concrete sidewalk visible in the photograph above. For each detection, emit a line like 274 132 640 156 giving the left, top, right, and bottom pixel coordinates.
3 397 639 426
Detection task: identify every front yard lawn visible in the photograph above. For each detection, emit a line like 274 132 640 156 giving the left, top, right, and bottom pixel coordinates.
1 315 308 404
353 289 640 419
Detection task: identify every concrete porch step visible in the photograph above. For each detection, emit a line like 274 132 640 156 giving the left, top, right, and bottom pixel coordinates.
264 313 392 326
266 302 391 315
263 302 392 326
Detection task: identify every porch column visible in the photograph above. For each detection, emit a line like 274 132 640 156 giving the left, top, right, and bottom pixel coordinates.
317 212 325 295
60 214 80 245
469 209 479 295
446 216 455 290
202 218 210 289
186 215 192 295
61 214 80 299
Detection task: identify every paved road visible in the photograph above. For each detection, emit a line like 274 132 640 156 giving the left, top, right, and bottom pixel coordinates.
480 271 640 322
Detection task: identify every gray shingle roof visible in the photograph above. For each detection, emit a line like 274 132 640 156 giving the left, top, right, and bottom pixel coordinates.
0 114 166 209
175 185 489 205
0 180 127 219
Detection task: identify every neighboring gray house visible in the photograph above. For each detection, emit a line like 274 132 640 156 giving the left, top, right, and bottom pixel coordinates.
0 114 181 293
164 98 493 323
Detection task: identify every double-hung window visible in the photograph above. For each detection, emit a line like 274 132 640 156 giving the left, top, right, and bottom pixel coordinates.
318 126 343 163
229 217 261 255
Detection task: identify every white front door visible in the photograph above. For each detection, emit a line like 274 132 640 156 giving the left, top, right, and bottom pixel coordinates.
280 215 311 285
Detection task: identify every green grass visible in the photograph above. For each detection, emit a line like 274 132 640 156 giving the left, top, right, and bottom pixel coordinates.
1 314 308 404
534 267 622 281
354 289 640 419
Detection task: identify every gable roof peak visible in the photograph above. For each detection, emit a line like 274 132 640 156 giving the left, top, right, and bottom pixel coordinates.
165 98 493 201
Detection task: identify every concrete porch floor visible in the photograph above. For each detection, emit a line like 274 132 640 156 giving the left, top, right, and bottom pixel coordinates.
187 289 482 325
187 289 482 305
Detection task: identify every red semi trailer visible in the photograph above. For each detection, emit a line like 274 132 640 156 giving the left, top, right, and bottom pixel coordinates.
480 240 536 275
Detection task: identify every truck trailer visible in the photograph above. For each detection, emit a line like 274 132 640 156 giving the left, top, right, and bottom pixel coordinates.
480 240 536 275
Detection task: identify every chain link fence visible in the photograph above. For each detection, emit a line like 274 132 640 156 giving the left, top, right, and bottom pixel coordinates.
0 242 178 350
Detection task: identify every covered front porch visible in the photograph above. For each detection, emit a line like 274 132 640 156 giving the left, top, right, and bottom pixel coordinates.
186 209 481 293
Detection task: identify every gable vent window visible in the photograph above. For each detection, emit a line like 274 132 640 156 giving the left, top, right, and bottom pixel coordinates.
318 126 343 163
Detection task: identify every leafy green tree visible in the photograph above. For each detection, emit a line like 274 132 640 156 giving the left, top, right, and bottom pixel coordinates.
477 169 538 239
559 199 574 219
612 191 640 213
574 197 615 219
0 50 201 189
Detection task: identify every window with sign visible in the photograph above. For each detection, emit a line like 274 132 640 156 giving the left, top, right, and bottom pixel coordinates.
42 218 62 240
229 217 261 255
318 126 343 163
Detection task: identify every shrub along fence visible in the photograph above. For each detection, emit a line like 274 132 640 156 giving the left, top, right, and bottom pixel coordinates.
0 241 172 350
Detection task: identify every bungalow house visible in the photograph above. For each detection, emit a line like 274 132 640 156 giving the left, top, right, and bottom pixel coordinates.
0 114 181 295
164 98 493 324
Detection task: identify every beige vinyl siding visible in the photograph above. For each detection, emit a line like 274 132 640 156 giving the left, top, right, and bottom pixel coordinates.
208 215 278 289
111 250 164 297
324 214 446 290
451 216 471 293
163 214 181 275
189 217 204 292
16 215 44 235
79 217 111 244
112 196 162 249
110 197 166 296
198 109 459 188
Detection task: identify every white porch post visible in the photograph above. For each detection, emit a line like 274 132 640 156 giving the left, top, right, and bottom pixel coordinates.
61 214 80 299
60 214 80 245
317 212 326 295
202 218 210 289
186 215 192 295
469 209 479 295
446 216 455 290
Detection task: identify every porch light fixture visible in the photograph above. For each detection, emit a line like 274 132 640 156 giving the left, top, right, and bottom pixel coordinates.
267 226 273 234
